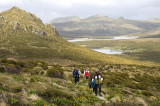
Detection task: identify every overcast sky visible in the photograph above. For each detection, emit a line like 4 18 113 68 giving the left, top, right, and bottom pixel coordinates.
0 0 160 23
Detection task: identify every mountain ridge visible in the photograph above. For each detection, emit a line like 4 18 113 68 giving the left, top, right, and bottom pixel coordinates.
0 7 143 65
50 15 160 39
49 16 81 24
122 27 160 38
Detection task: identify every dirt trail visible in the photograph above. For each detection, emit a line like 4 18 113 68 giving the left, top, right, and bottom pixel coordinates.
97 96 110 103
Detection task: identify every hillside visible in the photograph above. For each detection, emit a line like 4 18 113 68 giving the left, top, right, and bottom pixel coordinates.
0 7 140 65
0 59 160 106
50 15 160 39
0 7 160 106
74 38 160 64
122 27 160 38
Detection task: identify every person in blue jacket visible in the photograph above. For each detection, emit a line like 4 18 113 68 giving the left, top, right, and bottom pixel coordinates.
73 67 80 84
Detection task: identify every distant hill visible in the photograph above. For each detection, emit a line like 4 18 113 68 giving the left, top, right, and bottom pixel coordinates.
49 16 81 23
50 15 160 39
122 27 160 38
0 7 139 65
149 18 160 23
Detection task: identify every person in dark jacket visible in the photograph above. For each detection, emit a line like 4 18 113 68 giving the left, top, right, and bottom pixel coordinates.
73 67 80 84
92 69 103 96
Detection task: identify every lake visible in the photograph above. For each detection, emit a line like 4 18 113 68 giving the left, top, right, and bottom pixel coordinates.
113 36 138 39
68 36 138 42
68 36 137 54
92 49 123 54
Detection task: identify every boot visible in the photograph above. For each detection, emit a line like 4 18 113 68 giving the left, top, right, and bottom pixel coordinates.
99 93 102 96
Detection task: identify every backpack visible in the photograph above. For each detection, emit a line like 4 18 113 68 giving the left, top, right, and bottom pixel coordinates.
75 70 79 76
88 81 92 88
73 69 79 77
85 71 89 76
88 80 96 88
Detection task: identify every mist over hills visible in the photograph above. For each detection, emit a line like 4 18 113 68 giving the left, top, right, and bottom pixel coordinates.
50 15 160 39
0 7 138 65
49 16 81 23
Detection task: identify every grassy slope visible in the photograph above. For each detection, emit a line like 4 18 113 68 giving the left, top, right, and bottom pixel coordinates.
0 59 160 106
122 27 160 38
0 7 145 66
74 38 160 64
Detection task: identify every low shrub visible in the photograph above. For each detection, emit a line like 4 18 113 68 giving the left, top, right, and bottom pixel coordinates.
1 59 16 65
40 71 44 75
1 59 26 67
32 66 43 75
107 101 139 106
29 90 37 94
0 67 5 73
141 90 153 96
12 75 26 82
150 97 160 106
47 66 63 78
133 90 141 95
30 76 42 82
5 64 21 74
105 80 115 87
32 99 46 106
7 97 19 105
107 94 114 100
16 60 26 67
52 97 74 105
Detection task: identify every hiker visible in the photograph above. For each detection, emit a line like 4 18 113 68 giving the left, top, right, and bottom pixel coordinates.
118 65 121 70
73 67 80 84
84 69 89 79
88 77 96 92
92 69 103 96
78 68 81 82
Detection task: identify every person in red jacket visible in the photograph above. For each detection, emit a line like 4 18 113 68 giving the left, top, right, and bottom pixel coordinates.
84 69 89 79
118 65 121 70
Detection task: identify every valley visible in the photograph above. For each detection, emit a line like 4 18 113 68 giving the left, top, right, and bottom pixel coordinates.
0 7 160 106
74 38 160 64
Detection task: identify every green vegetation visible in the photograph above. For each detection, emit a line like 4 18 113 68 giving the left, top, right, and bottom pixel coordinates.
0 67 5 73
141 90 153 96
74 38 160 64
1 59 160 105
0 7 142 66
0 7 160 106
124 27 160 38
32 100 46 106
7 97 19 105
47 66 64 78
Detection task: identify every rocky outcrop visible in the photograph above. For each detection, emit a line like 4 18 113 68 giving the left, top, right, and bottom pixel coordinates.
0 16 4 20
24 27 27 32
35 31 47 36
31 25 47 35
13 22 20 31
30 14 43 23
4 65 21 74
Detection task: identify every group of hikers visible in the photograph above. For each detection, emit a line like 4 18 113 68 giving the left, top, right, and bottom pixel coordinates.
73 67 103 96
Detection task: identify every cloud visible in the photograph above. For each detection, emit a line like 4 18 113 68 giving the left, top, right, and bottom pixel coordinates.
0 0 160 23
